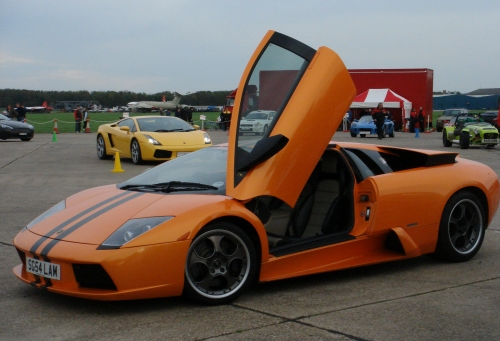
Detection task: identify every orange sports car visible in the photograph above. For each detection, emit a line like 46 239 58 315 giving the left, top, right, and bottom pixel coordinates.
13 31 500 305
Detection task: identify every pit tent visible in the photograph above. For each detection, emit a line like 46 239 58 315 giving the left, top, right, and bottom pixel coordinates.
350 88 412 131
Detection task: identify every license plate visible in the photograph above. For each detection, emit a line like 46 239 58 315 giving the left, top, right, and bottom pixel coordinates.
482 139 498 143
177 152 190 157
240 128 252 131
19 133 27 135
26 257 61 280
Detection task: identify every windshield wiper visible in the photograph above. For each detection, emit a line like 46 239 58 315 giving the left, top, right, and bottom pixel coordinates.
120 181 218 193
154 128 194 132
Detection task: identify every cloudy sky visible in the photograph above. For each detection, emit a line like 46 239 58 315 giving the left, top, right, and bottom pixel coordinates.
1 0 498 95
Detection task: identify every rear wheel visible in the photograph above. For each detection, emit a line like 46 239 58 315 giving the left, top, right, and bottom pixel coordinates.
97 134 111 159
130 139 143 164
433 191 485 262
442 130 452 147
184 222 258 305
459 131 470 149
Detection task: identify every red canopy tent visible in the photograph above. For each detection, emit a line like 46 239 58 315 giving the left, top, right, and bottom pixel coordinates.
350 88 412 131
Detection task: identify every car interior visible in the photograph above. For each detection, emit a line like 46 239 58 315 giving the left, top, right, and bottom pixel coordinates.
245 149 355 256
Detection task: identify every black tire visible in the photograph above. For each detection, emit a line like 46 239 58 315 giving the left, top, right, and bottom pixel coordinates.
442 130 452 147
433 191 485 262
459 131 470 149
20 138 32 142
486 144 496 148
350 132 357 137
130 139 143 164
260 124 268 136
360 134 366 138
436 126 443 132
96 134 111 159
184 222 258 305
388 130 394 138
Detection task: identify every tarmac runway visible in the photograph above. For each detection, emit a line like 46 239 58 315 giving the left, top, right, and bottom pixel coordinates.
1 130 499 341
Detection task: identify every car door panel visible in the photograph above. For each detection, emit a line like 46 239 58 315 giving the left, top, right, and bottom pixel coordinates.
227 31 356 208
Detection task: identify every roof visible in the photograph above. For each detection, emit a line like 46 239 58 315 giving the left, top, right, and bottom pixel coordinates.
351 88 412 109
466 88 500 96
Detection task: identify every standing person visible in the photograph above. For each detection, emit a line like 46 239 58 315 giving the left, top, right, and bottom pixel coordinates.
4 104 17 119
159 108 165 116
414 115 421 137
83 108 89 131
74 106 83 133
175 107 181 118
16 103 27 122
418 107 426 132
409 108 417 133
371 102 386 139
166 109 171 116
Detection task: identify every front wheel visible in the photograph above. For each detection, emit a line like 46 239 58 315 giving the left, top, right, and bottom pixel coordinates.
260 124 268 136
130 139 143 164
184 222 258 305
459 131 470 149
350 132 357 137
360 134 366 138
20 138 32 141
433 192 485 262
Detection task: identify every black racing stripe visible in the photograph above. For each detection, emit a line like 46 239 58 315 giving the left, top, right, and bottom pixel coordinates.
39 192 144 257
29 191 130 254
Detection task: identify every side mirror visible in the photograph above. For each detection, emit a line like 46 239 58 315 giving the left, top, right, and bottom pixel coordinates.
119 126 130 132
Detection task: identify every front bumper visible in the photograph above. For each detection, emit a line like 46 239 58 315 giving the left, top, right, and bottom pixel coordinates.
13 229 189 300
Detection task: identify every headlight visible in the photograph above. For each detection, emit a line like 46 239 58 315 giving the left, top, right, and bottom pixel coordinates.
27 200 66 229
255 122 262 127
143 134 161 145
474 128 479 135
99 216 173 249
0 124 13 130
203 132 211 144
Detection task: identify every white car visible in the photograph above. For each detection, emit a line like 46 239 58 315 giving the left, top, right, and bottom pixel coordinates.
239 110 276 135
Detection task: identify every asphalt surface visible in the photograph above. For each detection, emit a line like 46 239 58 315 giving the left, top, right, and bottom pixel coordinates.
1 130 500 341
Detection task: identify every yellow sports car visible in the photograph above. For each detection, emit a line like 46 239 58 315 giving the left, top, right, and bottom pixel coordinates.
96 116 212 164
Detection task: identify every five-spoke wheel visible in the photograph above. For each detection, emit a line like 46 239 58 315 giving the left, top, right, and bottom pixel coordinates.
184 223 257 305
96 134 111 159
434 192 485 262
131 139 142 164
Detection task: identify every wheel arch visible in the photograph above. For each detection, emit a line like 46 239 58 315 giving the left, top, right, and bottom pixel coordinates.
201 216 263 270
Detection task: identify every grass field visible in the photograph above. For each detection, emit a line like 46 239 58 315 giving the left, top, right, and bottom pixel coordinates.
25 110 488 134
25 111 221 134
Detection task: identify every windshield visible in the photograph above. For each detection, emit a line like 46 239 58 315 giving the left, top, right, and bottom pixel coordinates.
244 111 274 120
137 117 195 132
359 115 373 123
119 147 227 194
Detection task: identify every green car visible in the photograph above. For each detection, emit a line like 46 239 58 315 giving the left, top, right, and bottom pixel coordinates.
443 114 499 149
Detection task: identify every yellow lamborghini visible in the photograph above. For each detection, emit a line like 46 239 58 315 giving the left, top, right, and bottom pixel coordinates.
96 116 212 164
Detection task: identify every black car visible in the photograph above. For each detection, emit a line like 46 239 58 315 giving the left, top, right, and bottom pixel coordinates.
480 111 498 128
0 114 35 141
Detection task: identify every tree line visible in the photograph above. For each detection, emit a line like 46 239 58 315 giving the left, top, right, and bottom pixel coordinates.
0 89 233 109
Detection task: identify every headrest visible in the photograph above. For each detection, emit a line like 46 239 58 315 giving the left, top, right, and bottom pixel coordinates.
321 153 338 174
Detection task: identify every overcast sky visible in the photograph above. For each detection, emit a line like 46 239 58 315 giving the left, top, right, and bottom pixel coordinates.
1 0 498 95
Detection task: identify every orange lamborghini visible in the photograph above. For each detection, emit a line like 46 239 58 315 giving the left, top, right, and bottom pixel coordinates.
13 31 500 305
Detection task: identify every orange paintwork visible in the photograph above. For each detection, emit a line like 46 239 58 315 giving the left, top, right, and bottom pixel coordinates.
12 31 500 302
227 32 357 207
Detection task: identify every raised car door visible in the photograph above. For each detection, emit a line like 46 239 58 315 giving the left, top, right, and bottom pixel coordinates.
226 31 356 207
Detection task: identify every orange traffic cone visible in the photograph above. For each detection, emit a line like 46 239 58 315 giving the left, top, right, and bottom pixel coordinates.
111 152 124 173
53 119 59 134
84 119 91 133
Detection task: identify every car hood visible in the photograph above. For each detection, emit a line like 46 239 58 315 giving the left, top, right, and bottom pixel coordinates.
142 130 207 146
26 185 226 246
0 120 33 129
